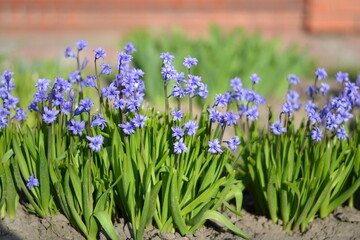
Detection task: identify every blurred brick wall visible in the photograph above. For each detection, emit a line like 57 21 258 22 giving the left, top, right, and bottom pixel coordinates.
306 0 360 33
0 0 358 34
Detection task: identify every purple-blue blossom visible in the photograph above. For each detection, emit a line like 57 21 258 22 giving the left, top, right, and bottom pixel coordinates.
100 63 113 75
245 106 259 121
171 110 183 121
14 107 27 121
124 42 136 54
197 83 208 99
172 126 184 140
94 47 106 60
26 174 39 189
270 118 287 135
213 94 228 108
92 113 108 130
230 77 243 92
208 139 223 154
225 136 240 152
224 111 239 126
335 71 349 83
315 68 328 80
161 64 178 81
74 98 94 115
160 52 175 65
65 47 75 58
118 121 136 135
319 82 330 96
310 127 323 143
250 73 261 85
77 40 87 51
208 108 221 123
86 135 104 152
131 113 149 128
173 139 188 154
183 120 198 136
67 119 85 136
183 55 198 69
288 74 300 85
42 107 59 124
336 125 348 140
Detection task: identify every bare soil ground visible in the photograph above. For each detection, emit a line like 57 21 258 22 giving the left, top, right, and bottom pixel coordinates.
1 202 360 240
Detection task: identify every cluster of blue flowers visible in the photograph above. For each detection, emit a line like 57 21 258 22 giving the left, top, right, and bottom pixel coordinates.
0 71 27 129
160 53 208 101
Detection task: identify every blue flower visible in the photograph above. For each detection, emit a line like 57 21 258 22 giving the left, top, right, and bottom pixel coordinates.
74 98 94 115
213 94 228 108
335 71 349 83
102 83 120 101
85 75 97 88
270 119 287 135
14 107 27 121
319 82 330 96
124 42 136 54
160 52 175 65
131 113 149 128
281 101 294 116
245 106 259 121
336 125 348 140
26 174 39 189
230 77 243 92
250 73 261 84
288 74 300 85
315 68 328 80
183 120 198 136
224 111 239 126
225 136 240 152
307 109 321 124
4 94 19 109
172 126 184 140
174 139 188 154
161 64 178 81
65 47 75 58
94 47 106 60
86 135 104 152
92 113 108 130
100 63 112 75
42 107 59 124
310 127 323 142
208 108 220 123
117 52 133 69
197 83 208 99
171 110 183 121
183 55 198 69
208 139 222 154
67 119 85 136
118 121 136 135
77 40 87 51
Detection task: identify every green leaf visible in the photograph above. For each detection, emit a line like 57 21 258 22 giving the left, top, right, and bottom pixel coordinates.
93 211 119 240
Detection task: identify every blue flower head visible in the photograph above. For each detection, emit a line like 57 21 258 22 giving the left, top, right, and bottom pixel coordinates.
124 42 136 54
42 107 59 124
77 40 87 51
183 120 198 136
65 47 75 58
92 113 108 130
160 52 175 65
250 73 261 85
335 71 349 83
174 138 188 154
225 136 241 152
315 68 328 80
310 127 323 142
26 174 39 189
171 110 183 121
67 119 85 136
86 135 104 152
270 119 287 135
183 55 198 69
208 139 222 154
288 74 300 85
94 47 106 60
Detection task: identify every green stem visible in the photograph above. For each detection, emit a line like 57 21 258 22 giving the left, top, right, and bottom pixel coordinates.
94 59 102 113
189 97 193 118
164 81 169 115
87 112 93 212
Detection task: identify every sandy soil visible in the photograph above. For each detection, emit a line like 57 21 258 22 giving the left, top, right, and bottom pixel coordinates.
1 202 360 240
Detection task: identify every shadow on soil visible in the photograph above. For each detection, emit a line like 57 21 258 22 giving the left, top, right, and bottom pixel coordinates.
0 222 22 240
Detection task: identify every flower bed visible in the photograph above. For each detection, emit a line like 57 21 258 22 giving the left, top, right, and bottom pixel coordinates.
0 40 359 240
